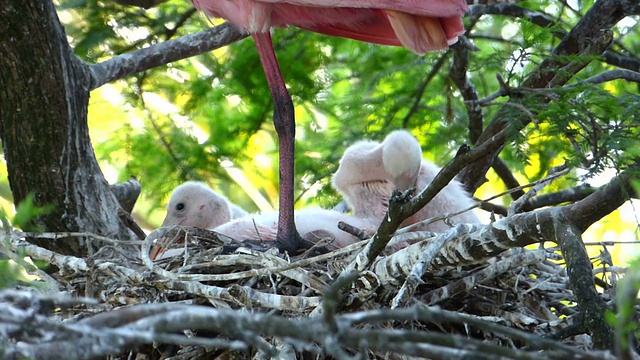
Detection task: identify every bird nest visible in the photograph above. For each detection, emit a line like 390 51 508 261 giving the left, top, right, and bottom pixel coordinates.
1 222 620 360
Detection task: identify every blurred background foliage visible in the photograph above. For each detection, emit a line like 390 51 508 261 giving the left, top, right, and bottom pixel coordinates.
1 0 638 265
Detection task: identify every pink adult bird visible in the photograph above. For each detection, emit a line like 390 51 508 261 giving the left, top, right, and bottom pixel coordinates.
191 0 469 254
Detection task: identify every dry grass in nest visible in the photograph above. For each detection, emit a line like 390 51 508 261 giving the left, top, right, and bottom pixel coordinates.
1 224 622 360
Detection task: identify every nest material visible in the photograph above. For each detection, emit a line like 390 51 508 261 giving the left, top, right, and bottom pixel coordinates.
1 224 621 360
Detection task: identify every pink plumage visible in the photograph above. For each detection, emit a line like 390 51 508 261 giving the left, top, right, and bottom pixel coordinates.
192 0 467 54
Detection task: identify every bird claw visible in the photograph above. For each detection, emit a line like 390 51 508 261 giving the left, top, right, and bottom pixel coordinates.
274 235 316 256
390 187 415 205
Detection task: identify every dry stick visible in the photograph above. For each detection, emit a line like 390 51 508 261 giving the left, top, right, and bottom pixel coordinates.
310 128 511 317
396 166 576 235
56 228 307 310
391 225 466 308
2 302 252 360
341 306 609 359
321 271 360 359
141 230 321 310
9 233 89 273
19 231 145 245
508 164 569 216
421 249 547 305
143 227 329 291
1 288 614 360
0 233 62 291
347 328 551 360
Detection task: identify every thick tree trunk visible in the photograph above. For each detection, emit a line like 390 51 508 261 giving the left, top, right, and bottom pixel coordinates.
0 1 134 256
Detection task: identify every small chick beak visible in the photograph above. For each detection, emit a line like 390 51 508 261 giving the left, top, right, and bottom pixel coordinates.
149 216 181 261
149 243 164 261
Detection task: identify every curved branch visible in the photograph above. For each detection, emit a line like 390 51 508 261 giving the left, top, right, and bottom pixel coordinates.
468 4 561 37
109 177 141 213
89 22 248 90
459 0 628 193
565 69 640 88
567 166 638 232
492 157 525 200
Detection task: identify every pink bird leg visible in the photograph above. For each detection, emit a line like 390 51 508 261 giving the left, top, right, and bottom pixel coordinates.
333 130 480 235
190 0 468 254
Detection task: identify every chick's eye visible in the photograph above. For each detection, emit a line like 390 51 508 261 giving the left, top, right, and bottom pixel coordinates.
176 203 185 211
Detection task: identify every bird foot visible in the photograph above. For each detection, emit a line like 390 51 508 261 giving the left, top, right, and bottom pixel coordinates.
390 187 416 205
275 234 315 256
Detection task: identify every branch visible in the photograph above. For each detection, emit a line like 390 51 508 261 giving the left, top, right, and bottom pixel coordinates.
460 0 625 192
564 69 640 88
373 165 639 283
112 0 169 8
508 165 569 216
492 157 525 200
603 52 640 72
525 184 595 210
399 51 452 127
88 22 248 90
552 211 613 349
568 166 638 232
468 4 561 37
449 36 483 144
1 290 615 360
469 2 640 72
109 176 141 213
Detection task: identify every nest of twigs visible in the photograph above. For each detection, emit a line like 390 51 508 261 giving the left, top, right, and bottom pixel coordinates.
1 216 624 360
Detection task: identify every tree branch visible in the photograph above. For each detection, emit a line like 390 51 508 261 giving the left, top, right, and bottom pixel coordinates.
459 0 627 193
553 210 613 349
492 157 525 200
567 166 639 232
449 36 483 144
108 177 141 214
89 22 248 90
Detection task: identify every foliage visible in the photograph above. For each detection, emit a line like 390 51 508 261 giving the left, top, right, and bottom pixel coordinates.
0 211 40 289
11 193 54 232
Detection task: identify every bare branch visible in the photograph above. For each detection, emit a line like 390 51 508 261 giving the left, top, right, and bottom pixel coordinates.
508 164 569 216
109 176 141 214
468 4 559 35
492 157 525 200
526 184 595 210
565 69 640 88
88 22 248 90
449 36 484 144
